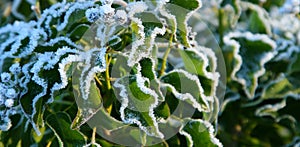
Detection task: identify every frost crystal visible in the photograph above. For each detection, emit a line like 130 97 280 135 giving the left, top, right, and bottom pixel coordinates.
9 63 21 74
86 8 101 22
5 99 14 108
5 88 17 99
100 5 115 22
0 95 4 105
1 73 11 83
95 48 107 68
0 117 12 131
279 0 300 14
100 0 113 5
115 10 127 24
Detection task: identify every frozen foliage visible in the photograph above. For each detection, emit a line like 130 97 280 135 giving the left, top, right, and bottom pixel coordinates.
224 31 277 98
0 0 272 146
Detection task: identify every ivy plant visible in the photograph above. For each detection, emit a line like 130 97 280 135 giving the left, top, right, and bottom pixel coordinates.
0 0 299 147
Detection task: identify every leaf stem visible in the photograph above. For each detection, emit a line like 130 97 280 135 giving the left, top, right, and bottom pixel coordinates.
91 127 97 144
104 53 113 114
105 54 112 90
32 1 41 18
94 76 103 87
159 34 174 76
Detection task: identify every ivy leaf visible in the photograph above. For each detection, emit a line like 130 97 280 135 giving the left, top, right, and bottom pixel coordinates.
261 74 300 99
46 112 86 146
71 62 103 129
220 0 241 27
79 48 106 100
113 58 163 138
128 11 165 66
164 0 202 47
288 51 300 74
178 47 219 98
179 119 222 147
68 24 89 42
136 12 164 38
223 32 276 98
114 76 163 137
56 2 93 32
0 115 32 147
242 2 272 35
19 80 45 136
160 70 210 113
255 100 287 119
221 0 240 15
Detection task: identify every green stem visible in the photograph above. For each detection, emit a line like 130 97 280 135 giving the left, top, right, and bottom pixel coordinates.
104 53 113 114
159 34 174 76
105 54 112 90
91 127 97 144
94 76 103 87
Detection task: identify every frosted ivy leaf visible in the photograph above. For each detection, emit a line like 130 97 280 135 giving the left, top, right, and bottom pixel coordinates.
113 58 163 138
160 69 210 113
255 100 286 119
126 7 166 66
72 68 103 129
220 0 241 27
223 32 277 99
179 119 222 147
261 74 300 100
79 48 107 100
162 0 202 47
178 47 220 99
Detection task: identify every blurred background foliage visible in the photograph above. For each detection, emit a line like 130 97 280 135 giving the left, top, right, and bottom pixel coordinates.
0 0 299 146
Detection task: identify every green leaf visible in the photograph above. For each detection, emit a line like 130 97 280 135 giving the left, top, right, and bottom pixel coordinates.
0 115 32 146
46 112 86 146
19 81 45 135
245 2 272 35
180 119 222 147
164 0 201 47
115 75 162 137
224 32 276 98
179 49 206 76
221 0 240 15
288 52 300 74
178 47 219 97
71 63 103 129
69 24 89 41
255 100 287 119
160 70 210 112
154 102 170 120
136 12 164 38
220 0 241 27
261 74 300 99
113 58 164 138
